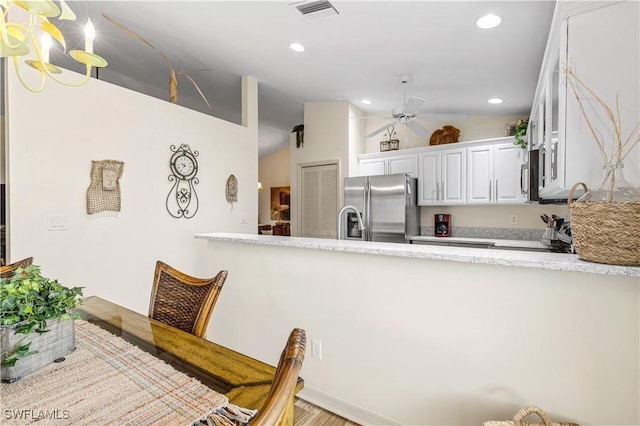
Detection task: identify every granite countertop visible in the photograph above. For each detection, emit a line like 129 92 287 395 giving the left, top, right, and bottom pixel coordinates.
195 232 640 278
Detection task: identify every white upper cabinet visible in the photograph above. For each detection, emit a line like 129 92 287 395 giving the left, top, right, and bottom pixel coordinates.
495 144 528 203
357 157 386 177
418 147 466 206
467 145 494 203
356 151 418 178
467 143 527 204
533 1 640 198
388 154 418 177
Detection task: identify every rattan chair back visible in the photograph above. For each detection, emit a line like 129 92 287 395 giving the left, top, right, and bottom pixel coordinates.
251 328 306 426
0 257 34 279
148 260 227 338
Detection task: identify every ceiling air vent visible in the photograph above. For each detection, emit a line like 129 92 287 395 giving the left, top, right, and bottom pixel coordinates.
291 0 339 20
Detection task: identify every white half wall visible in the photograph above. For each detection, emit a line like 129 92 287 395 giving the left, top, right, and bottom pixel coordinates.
203 240 640 426
6 71 258 314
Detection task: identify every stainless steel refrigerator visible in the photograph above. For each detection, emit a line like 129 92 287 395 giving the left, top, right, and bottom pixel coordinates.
342 173 419 243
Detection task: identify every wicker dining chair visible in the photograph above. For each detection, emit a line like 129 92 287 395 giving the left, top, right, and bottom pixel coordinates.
0 257 34 279
251 328 306 426
148 260 228 338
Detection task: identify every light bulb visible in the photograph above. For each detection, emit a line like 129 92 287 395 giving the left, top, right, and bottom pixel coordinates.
41 33 52 63
84 19 95 53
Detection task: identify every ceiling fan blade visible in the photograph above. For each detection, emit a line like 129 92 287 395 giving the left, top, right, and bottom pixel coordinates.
366 122 396 138
416 113 470 121
403 97 424 114
350 116 393 120
406 121 431 137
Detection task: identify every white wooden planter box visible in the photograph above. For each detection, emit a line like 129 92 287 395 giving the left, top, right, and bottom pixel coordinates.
1 317 76 383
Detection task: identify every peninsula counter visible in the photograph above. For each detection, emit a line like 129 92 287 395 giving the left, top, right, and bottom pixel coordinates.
195 232 639 426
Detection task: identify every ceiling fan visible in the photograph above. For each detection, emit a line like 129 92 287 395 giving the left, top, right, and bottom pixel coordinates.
361 75 467 139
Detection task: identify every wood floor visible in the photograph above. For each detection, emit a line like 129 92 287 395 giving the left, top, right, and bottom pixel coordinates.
294 398 360 426
293 398 359 426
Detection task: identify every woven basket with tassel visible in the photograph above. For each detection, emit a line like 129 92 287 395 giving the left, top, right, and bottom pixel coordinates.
484 405 580 426
568 182 640 266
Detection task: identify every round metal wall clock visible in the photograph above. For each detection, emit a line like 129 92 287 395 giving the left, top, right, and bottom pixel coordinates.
166 144 199 219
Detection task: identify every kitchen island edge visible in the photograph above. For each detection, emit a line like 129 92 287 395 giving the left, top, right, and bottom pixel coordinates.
194 232 640 278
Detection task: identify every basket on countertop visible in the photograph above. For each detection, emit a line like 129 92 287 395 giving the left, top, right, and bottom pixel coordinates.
568 182 640 266
483 405 580 426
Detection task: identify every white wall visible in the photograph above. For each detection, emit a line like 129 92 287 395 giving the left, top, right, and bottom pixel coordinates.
0 115 4 185
349 103 367 174
258 146 290 225
290 101 350 236
6 71 258 314
365 114 527 153
203 240 640 426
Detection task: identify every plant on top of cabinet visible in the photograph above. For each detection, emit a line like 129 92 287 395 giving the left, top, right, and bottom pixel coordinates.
292 124 304 148
513 118 529 149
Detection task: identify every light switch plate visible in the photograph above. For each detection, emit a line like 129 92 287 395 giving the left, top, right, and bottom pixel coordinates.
47 215 69 231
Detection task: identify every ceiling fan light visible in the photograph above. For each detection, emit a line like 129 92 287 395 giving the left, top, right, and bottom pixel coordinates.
289 42 305 52
488 98 503 104
476 14 502 29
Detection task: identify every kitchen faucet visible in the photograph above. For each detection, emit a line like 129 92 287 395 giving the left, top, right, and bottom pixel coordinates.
337 205 365 240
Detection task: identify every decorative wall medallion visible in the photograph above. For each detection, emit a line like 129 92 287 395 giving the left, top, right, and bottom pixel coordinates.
166 144 199 219
87 160 124 215
225 174 238 204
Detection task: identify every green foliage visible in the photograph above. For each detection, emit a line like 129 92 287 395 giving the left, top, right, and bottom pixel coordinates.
291 124 304 148
513 118 529 149
0 265 83 367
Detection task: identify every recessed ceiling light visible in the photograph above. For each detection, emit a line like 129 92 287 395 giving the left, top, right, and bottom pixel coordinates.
476 14 502 29
289 42 305 52
488 98 503 104
360 99 372 105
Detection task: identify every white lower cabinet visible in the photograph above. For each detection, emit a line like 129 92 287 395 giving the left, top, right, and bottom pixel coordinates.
467 143 526 204
418 148 466 205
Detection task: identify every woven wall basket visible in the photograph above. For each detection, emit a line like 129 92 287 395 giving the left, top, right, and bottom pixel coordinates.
568 182 640 266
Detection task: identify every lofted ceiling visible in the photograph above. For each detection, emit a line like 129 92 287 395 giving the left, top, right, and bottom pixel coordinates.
50 1 556 157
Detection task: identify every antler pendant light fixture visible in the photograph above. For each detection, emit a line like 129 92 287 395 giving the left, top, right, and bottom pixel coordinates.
0 0 108 92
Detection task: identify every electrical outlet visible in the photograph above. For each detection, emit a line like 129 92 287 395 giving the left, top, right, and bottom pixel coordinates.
240 214 248 224
311 339 322 359
510 214 519 224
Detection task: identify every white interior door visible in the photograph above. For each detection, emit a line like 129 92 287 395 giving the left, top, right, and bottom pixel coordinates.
300 162 338 238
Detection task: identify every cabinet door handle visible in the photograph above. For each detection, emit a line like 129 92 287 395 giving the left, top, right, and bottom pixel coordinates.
495 180 499 200
489 180 492 200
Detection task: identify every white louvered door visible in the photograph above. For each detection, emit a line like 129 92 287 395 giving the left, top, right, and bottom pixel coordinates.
300 163 338 238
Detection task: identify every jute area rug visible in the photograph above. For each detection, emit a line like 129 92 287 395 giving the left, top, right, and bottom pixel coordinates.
0 320 255 426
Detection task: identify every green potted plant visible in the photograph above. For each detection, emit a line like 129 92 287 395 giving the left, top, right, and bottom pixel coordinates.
513 118 529 149
0 264 83 382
